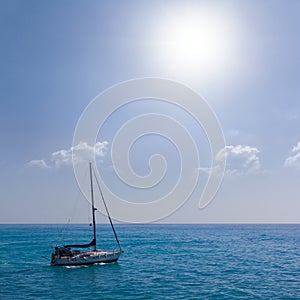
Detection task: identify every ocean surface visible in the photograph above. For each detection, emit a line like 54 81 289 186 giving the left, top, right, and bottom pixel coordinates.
0 224 299 299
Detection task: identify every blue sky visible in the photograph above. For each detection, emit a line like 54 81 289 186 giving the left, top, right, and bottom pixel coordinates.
1 0 300 223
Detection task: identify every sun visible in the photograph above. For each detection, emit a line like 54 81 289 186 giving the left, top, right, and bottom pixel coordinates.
154 7 236 77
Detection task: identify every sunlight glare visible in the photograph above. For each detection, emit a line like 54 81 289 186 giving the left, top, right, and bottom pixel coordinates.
156 8 236 77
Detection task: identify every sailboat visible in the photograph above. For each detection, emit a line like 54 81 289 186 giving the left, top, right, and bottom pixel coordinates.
51 162 123 266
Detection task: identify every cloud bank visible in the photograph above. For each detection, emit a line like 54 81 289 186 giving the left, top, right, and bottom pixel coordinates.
284 142 300 169
217 145 260 174
27 141 108 168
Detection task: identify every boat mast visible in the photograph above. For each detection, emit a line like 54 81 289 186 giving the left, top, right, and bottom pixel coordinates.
89 162 97 251
92 164 123 252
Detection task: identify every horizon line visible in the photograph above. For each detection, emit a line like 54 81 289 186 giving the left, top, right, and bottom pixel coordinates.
0 222 299 225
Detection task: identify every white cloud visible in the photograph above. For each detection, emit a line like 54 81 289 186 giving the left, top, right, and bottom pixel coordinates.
27 141 108 168
292 142 300 153
216 145 260 174
73 141 108 163
51 149 72 167
284 142 300 169
27 159 50 169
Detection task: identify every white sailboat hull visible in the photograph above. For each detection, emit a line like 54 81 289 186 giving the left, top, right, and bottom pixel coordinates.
51 250 122 266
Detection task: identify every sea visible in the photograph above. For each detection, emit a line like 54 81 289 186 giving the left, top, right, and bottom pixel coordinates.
0 224 299 299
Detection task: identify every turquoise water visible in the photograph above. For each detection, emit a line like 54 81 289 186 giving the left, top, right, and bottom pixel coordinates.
0 224 299 299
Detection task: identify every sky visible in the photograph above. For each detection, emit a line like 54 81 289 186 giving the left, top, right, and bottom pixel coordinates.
0 0 300 223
